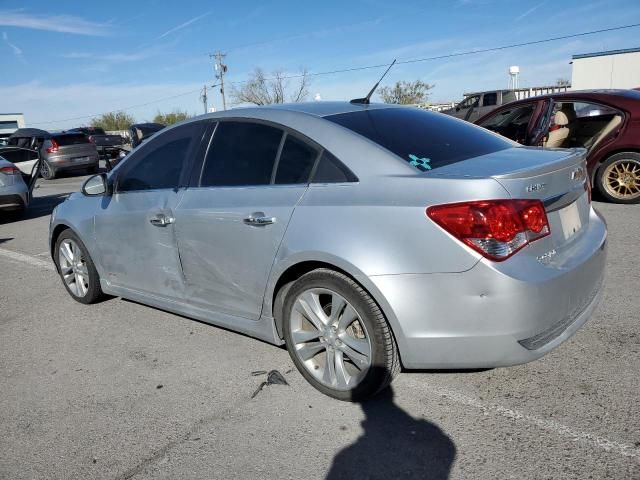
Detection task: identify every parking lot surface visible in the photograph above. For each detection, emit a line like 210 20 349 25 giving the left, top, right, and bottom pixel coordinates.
1 172 639 479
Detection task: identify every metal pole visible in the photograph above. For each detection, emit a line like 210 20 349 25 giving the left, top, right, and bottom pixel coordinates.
210 52 228 111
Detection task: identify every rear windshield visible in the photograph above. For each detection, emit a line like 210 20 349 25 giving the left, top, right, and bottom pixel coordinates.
325 107 514 172
53 134 90 146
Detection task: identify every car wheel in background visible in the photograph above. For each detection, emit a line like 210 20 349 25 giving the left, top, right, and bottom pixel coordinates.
40 161 57 180
87 165 98 175
596 152 640 204
54 229 105 304
283 268 400 401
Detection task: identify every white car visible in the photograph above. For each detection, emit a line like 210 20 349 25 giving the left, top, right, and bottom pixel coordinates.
0 155 32 214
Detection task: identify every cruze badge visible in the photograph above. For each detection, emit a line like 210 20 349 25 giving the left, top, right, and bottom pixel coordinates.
526 183 546 193
571 167 586 182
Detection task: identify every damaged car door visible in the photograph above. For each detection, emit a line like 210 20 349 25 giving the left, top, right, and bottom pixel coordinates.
93 121 206 300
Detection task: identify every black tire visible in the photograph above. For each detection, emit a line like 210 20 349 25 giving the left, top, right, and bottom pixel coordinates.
54 229 105 304
595 152 640 204
40 161 56 180
87 165 99 175
283 268 400 401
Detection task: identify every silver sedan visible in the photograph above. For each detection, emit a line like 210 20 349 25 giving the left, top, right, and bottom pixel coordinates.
49 102 607 400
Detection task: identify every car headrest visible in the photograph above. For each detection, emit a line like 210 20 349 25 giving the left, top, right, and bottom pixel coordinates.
554 111 570 126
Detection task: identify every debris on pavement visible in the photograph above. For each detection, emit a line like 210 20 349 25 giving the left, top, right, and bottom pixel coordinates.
251 369 289 398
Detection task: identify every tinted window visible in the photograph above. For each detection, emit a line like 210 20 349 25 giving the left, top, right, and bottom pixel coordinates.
458 95 480 109
326 108 513 172
118 122 203 192
478 104 536 143
201 122 283 187
312 151 357 183
482 92 497 106
53 134 89 146
275 134 318 184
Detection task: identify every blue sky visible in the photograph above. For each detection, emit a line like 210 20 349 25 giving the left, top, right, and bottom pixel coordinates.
1 0 639 129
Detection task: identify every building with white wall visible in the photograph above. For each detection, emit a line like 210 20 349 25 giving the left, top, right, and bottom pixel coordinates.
0 113 26 141
571 47 640 90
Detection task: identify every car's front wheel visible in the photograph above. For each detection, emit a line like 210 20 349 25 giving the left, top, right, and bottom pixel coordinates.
283 268 399 401
54 229 105 304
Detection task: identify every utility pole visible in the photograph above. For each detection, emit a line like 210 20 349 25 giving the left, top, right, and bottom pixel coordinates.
210 52 228 110
200 84 208 114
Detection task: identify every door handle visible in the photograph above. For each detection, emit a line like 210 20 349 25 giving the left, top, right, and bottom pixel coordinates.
149 213 174 227
243 214 276 226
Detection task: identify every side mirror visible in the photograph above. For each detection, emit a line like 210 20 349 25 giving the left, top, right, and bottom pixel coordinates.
82 173 109 196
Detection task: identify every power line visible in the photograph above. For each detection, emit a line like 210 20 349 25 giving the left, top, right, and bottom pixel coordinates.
226 22 640 84
30 22 640 126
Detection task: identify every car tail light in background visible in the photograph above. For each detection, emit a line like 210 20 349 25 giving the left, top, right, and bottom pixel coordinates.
0 165 20 175
427 199 550 261
88 136 95 144
46 139 59 154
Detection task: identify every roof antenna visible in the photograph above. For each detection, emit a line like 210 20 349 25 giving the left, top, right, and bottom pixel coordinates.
350 59 397 105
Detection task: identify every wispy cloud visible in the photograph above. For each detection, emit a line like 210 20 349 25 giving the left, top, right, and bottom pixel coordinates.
61 50 154 63
2 31 25 63
0 10 111 36
516 2 545 22
157 11 211 39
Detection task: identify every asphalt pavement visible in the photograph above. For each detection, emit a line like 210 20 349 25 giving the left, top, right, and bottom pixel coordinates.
1 170 639 480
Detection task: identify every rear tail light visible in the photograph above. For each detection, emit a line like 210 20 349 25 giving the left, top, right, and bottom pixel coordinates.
426 199 550 261
88 136 95 143
46 139 59 154
0 165 20 175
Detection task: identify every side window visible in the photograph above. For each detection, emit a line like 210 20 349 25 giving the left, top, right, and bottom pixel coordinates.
274 134 318 184
311 151 357 183
200 121 283 187
117 122 203 192
482 92 497 107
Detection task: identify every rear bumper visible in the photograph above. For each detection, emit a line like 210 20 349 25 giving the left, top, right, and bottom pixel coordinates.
0 183 29 210
48 154 99 169
370 208 607 369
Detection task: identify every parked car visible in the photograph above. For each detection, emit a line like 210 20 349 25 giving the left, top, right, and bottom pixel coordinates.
3 129 99 180
67 127 126 161
442 86 571 123
1 128 48 175
0 155 30 214
129 123 165 148
476 89 640 203
49 103 607 401
443 90 519 122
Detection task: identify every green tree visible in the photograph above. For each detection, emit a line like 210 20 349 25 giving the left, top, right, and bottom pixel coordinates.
378 80 434 105
153 110 191 125
90 111 135 131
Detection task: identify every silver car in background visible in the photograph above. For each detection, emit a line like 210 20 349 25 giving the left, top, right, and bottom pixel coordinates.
39 132 99 179
49 103 607 401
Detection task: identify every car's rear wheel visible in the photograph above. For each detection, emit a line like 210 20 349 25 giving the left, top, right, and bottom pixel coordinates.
283 268 399 401
40 161 57 180
54 230 105 304
596 152 640 204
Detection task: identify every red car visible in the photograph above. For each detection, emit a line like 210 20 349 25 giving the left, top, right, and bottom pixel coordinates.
476 89 640 203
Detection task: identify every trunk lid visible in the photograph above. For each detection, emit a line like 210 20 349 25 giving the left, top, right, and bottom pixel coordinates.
430 146 591 256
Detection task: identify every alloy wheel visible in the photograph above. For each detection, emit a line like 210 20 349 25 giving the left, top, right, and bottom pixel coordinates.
58 239 90 297
290 288 372 390
603 158 640 201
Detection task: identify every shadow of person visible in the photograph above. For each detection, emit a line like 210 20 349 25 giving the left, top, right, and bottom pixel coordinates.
326 384 455 480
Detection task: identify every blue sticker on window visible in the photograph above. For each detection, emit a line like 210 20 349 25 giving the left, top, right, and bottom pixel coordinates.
408 154 432 171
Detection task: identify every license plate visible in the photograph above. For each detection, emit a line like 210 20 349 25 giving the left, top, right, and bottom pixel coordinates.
558 202 582 240
72 156 88 163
